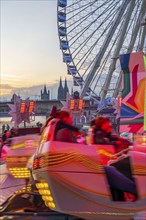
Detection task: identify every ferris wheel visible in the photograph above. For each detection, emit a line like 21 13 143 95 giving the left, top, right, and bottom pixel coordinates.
57 0 146 102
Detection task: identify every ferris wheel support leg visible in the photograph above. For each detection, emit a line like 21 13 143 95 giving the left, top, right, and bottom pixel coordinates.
80 0 130 99
114 25 146 98
114 0 146 97
113 74 122 98
100 0 136 101
138 24 146 52
127 0 146 52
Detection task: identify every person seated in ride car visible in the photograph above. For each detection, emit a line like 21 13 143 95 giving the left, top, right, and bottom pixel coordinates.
88 116 136 201
41 106 58 134
88 116 132 153
55 110 81 143
1 130 12 147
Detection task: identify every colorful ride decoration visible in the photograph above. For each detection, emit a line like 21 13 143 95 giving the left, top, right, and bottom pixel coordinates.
8 94 35 128
32 118 146 220
6 134 40 179
32 120 146 220
133 134 146 153
119 52 146 133
60 92 85 126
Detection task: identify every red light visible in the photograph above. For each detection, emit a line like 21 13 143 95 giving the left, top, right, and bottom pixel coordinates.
28 101 35 113
69 99 75 110
20 102 26 113
78 99 83 109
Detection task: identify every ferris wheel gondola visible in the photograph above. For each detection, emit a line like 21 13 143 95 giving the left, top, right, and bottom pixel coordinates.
57 0 146 102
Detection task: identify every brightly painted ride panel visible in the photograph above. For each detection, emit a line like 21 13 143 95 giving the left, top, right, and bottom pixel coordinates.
119 52 146 134
32 120 146 220
6 134 40 178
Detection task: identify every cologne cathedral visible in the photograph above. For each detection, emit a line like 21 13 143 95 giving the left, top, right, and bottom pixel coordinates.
40 77 69 101
57 77 69 100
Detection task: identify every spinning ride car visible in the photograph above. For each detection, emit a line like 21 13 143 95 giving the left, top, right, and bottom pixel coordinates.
6 128 40 179
32 118 146 220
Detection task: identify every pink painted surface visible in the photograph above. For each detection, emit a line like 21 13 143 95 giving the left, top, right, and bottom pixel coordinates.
120 52 146 133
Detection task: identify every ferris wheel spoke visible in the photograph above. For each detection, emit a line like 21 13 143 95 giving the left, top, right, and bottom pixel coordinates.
110 8 143 98
138 25 146 51
57 0 146 101
70 4 119 59
67 0 112 28
100 0 136 100
68 1 118 45
80 0 130 98
66 0 94 14
127 1 146 52
66 0 97 21
71 8 120 73
92 51 113 92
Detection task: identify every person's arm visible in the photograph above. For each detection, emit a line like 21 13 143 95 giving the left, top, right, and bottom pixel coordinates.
58 120 80 132
112 136 132 153
55 128 77 143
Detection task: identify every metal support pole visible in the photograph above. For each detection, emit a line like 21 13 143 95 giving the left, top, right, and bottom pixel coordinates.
113 0 146 97
100 0 136 101
127 0 146 52
80 0 130 99
138 22 146 51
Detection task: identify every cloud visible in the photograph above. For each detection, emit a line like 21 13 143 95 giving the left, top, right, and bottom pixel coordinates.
1 84 14 89
0 80 73 101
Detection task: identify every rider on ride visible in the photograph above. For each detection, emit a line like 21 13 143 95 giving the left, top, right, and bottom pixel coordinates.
88 116 132 153
41 106 81 143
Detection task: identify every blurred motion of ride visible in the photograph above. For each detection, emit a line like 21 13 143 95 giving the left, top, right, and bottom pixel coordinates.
0 190 85 220
32 115 146 220
132 134 146 153
0 127 41 207
134 134 146 146
5 127 40 179
0 189 48 213
0 170 84 220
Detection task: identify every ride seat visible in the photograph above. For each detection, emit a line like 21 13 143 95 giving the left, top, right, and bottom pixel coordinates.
96 144 116 165
128 150 146 199
104 165 138 201
109 155 133 180
53 120 78 143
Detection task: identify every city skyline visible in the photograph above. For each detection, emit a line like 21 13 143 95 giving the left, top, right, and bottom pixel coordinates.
1 78 72 102
1 0 73 101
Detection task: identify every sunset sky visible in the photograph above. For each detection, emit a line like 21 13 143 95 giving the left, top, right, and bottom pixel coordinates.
1 0 72 101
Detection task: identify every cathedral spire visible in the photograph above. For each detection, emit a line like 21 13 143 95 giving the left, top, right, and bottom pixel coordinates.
44 85 47 94
64 77 69 99
41 84 50 100
57 77 64 100
59 77 63 88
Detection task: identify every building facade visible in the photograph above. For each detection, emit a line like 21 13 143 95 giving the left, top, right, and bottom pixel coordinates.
0 78 98 126
41 85 50 100
57 77 69 100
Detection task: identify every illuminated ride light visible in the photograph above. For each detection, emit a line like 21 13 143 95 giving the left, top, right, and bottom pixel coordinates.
78 99 84 110
28 101 35 113
69 99 75 110
36 181 56 209
20 102 26 113
8 167 30 179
